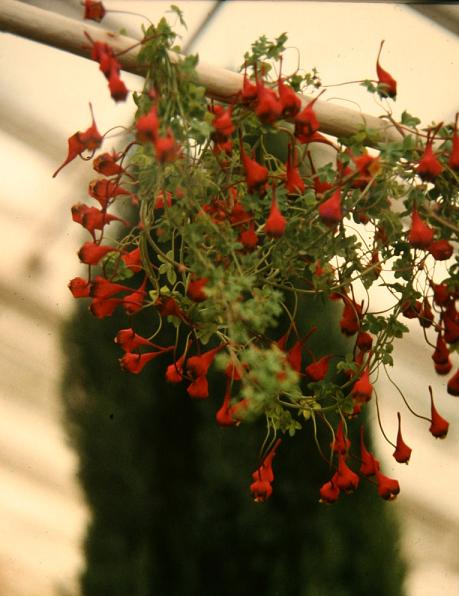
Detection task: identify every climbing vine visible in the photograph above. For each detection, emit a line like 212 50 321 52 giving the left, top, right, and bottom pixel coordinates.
58 1 458 504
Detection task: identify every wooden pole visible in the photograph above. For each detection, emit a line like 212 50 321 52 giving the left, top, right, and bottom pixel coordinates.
0 0 403 143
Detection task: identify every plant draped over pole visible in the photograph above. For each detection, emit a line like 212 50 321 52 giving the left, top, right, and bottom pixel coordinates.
5 1 458 504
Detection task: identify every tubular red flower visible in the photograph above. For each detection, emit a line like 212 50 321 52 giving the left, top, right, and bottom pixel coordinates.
319 479 340 504
419 299 434 329
123 279 147 314
121 247 142 272
216 380 239 427
447 368 459 396
416 142 444 181
339 297 362 336
294 96 321 142
331 420 351 455
93 151 124 176
187 277 208 302
305 354 331 382
212 107 235 141
428 239 453 261
68 277 92 298
352 366 373 404
431 282 451 307
429 388 449 439
108 67 129 102
250 439 281 502
186 345 224 378
136 106 159 143
187 375 209 399
120 347 173 374
240 145 269 194
53 106 103 177
376 40 397 99
319 189 342 228
115 328 157 352
334 454 359 493
356 331 373 352
255 82 282 125
375 470 400 500
408 207 434 249
265 195 287 238
88 179 130 208
84 0 106 22
91 275 131 299
393 412 412 464
278 77 301 118
155 132 180 163
359 426 380 476
90 297 123 319
78 242 116 265
239 223 258 251
285 144 305 195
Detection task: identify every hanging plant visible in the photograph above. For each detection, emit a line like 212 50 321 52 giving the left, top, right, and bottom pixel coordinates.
56 3 458 504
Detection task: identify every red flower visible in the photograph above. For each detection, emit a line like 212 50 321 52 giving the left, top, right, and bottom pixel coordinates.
443 302 459 344
431 282 451 307
121 247 142 272
186 345 224 378
339 297 362 336
429 388 449 439
416 142 444 181
285 144 305 195
68 277 92 298
73 204 127 235
278 77 301 118
93 151 124 176
123 279 147 314
187 375 209 399
428 239 453 261
352 366 373 404
376 40 397 99
408 207 434 249
155 131 180 163
53 106 103 177
187 277 208 303
294 96 321 142
115 328 157 352
91 275 131 299
84 0 106 22
88 179 130 208
108 67 129 102
212 107 235 141
78 242 116 265
240 145 268 194
239 223 258 251
331 420 351 455
359 427 380 476
136 106 159 143
334 454 359 493
393 412 412 464
356 331 373 352
255 82 282 125
250 439 281 502
447 368 459 396
419 299 434 329
319 189 342 228
120 347 173 374
305 354 331 382
265 195 287 238
319 479 340 504
375 470 400 500
240 69 258 103
90 297 123 319
216 380 242 427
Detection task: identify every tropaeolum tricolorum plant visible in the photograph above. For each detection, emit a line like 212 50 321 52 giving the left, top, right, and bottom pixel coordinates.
57 2 458 504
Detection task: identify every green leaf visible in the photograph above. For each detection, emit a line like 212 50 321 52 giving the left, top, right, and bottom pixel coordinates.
401 110 421 128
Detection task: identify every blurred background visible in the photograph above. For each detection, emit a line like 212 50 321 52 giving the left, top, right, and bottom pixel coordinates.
0 1 458 595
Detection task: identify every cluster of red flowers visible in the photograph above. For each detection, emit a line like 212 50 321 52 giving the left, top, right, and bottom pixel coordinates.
55 4 458 506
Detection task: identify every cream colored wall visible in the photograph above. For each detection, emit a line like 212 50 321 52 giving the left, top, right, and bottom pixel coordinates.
0 2 458 595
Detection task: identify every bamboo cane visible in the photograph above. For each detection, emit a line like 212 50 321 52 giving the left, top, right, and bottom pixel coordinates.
0 0 403 143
